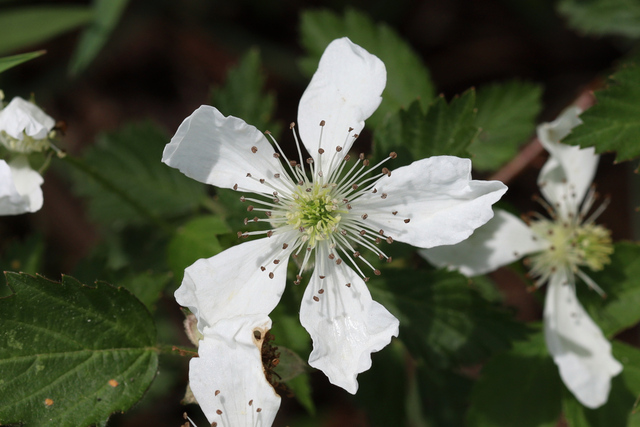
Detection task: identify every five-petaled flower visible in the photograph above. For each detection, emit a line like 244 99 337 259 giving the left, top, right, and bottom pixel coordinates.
0 96 55 215
163 37 506 424
422 106 622 409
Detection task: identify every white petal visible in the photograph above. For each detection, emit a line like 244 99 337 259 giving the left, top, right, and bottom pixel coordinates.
162 106 287 194
299 245 399 394
298 38 386 174
175 234 291 332
190 316 281 426
537 107 598 218
544 270 622 409
0 157 43 215
420 209 546 276
0 97 55 140
354 156 507 248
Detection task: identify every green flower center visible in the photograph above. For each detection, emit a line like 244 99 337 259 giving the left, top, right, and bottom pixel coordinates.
529 219 613 274
0 131 51 154
285 184 344 247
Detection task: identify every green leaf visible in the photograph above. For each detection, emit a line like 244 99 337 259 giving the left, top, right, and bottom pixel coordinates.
557 0 640 38
576 242 640 337
0 6 93 55
562 341 640 427
72 122 206 227
374 92 478 168
0 50 45 74
284 373 315 416
467 330 563 427
166 215 231 281
0 273 158 426
369 267 528 368
118 271 171 312
416 363 473 427
470 80 543 171
69 0 129 75
563 64 640 162
210 49 280 136
299 8 435 128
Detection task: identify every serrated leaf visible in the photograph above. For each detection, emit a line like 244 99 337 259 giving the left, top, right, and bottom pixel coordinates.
374 92 478 168
0 50 45 74
0 273 158 426
299 8 435 128
467 330 562 427
210 49 280 136
576 242 640 337
557 0 640 38
69 0 129 75
563 65 640 162
73 122 206 227
0 6 93 55
562 341 640 427
369 267 528 368
166 215 231 281
470 80 542 171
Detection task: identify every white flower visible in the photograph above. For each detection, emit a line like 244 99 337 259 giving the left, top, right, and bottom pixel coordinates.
0 97 54 215
422 107 622 409
163 37 506 423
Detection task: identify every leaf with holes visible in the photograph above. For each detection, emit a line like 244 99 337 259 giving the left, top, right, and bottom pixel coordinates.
0 273 158 426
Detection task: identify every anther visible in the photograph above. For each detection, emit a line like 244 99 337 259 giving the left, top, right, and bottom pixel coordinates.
373 188 378 193
265 130 271 135
374 269 381 276
233 184 238 190
344 154 351 161
336 259 342 265
382 167 391 177
251 146 258 153
381 193 387 199
247 205 254 211
362 213 368 220
354 251 361 258
336 146 343 152
273 153 280 158
387 256 392 263
347 204 352 210
318 148 325 154
240 196 246 202
282 243 289 249
261 266 266 271
359 153 365 160
266 211 272 217
269 272 274 279
386 236 394 244
273 191 278 196
306 188 312 192
318 289 325 294
363 159 370 166
274 173 280 178
237 231 243 238
392 211 398 215
375 238 381 244
259 178 265 184
273 259 280 264
253 217 258 222
217 410 223 415
352 184 358 190
319 275 326 279
290 160 297 167
306 158 313 164
313 296 320 302
340 230 347 236
379 229 384 235
249 400 253 406
328 253 335 259
349 127 354 132
404 218 411 223
244 218 249 225
267 231 273 237
346 282 351 287
215 390 220 396
360 230 366 236
320 120 326 126
389 152 397 159
290 122 295 129
364 277 370 282
353 134 359 138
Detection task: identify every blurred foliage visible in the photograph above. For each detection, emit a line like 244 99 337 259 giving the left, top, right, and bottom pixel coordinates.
558 0 640 38
0 50 45 74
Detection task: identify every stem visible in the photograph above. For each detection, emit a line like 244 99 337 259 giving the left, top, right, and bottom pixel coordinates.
61 153 174 234
155 343 198 357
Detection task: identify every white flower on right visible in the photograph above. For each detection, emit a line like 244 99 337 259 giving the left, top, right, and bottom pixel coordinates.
0 96 55 215
422 106 622 409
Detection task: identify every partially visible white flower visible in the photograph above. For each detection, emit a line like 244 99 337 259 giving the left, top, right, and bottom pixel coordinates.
0 96 55 215
422 107 622 409
164 37 507 423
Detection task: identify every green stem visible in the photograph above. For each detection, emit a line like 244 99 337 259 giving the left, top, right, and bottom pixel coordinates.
61 154 174 235
155 343 198 357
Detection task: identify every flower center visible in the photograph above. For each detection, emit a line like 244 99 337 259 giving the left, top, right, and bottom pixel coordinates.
529 219 613 275
0 132 51 154
285 185 344 247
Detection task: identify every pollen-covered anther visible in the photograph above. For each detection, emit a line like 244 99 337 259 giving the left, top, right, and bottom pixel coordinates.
216 409 223 415
274 173 280 178
336 259 343 265
346 282 351 287
289 122 295 129
360 230 366 236
392 211 398 215
319 275 326 279
328 253 335 259
313 296 320 302
374 269 381 276
306 158 313 164
373 188 377 193
260 266 266 271
320 120 326 126
362 213 368 220
215 390 220 396
259 179 265 184
243 218 249 225
352 184 358 190
269 272 274 279
251 146 258 153
318 148 325 154
273 259 280 264
240 196 246 202
257 408 262 413
363 159 370 166
282 243 289 249
247 205 254 212
233 184 238 190
382 167 391 177
318 289 325 294
336 146 343 152
249 400 253 406
378 229 384 235
381 193 387 199
354 251 361 258
386 236 394 244
389 152 397 159
273 153 280 158
267 231 274 237
404 218 411 223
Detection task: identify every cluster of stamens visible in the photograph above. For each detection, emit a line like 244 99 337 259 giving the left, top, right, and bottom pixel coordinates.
524 183 613 295
233 120 411 293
